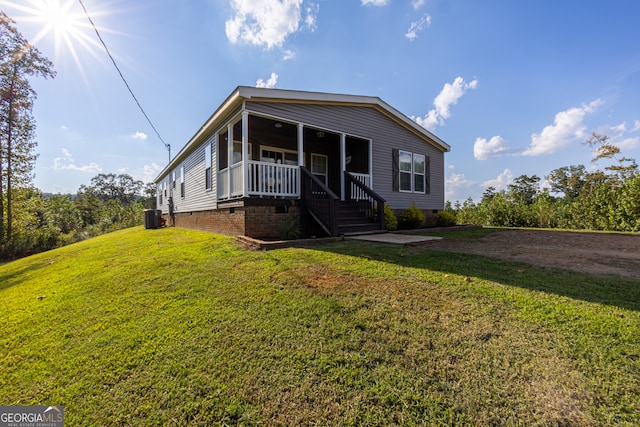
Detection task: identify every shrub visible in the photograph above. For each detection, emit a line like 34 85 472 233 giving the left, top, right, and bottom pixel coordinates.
398 204 425 229
279 218 301 240
434 210 457 227
374 204 398 231
383 204 398 231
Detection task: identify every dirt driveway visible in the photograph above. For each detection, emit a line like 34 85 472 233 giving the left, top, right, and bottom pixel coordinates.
425 229 640 279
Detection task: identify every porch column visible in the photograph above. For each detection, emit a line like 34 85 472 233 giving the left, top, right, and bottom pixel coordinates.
297 124 304 166
368 139 373 188
298 124 304 197
242 111 249 197
227 123 233 198
340 133 346 200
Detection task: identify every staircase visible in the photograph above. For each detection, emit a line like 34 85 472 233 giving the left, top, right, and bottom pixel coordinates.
301 167 386 237
337 201 382 235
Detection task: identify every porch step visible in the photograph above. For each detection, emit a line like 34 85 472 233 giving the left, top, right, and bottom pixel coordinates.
339 222 381 234
336 201 380 235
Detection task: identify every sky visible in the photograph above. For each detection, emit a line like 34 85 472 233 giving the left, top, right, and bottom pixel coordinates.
1 0 639 202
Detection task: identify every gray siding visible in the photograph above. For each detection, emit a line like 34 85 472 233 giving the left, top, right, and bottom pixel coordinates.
159 134 217 214
246 101 445 210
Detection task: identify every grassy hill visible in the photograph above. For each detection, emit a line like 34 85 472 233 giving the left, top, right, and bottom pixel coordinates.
1 227 639 426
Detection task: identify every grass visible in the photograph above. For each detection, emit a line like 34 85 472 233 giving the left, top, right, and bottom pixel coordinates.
1 226 638 426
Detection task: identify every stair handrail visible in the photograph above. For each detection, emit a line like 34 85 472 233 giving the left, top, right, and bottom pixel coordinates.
301 166 340 236
344 171 386 231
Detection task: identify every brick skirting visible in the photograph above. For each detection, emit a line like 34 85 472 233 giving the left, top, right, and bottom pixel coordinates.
166 203 300 239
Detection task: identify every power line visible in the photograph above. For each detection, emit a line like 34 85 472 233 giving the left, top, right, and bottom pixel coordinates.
77 0 170 162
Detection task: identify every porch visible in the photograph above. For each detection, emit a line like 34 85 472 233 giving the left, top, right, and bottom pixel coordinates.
214 112 383 235
216 112 373 199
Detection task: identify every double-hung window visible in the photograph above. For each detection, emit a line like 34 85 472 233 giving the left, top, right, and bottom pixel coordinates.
399 150 413 192
396 150 428 194
180 166 185 198
205 144 212 190
413 154 426 193
311 153 328 185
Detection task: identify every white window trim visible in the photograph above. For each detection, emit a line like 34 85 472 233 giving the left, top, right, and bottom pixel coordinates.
261 145 298 165
398 150 427 194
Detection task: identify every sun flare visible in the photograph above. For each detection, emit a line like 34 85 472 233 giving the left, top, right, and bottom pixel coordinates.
39 0 77 37
0 0 112 77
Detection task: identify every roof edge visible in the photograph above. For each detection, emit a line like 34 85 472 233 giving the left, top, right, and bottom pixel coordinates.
154 86 450 183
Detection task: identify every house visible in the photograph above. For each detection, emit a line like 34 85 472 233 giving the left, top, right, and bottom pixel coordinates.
153 86 450 239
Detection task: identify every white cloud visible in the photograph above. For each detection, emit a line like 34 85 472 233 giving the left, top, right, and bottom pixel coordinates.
361 0 389 5
132 131 148 140
405 13 431 41
523 99 603 156
283 49 296 60
53 148 102 173
412 0 426 9
414 76 478 131
445 172 474 199
632 120 640 132
616 137 640 151
139 163 164 183
474 135 509 160
256 72 279 88
225 0 303 49
305 3 319 31
611 122 626 134
482 169 513 191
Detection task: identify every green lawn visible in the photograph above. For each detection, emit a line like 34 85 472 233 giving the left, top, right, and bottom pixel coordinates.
1 227 638 426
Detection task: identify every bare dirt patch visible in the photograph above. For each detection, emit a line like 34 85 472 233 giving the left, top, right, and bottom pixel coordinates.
426 229 640 279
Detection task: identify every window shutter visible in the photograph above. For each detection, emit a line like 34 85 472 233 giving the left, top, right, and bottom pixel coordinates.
392 149 399 192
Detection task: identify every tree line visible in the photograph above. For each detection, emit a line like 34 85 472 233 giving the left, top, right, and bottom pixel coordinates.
1 173 155 259
448 133 640 232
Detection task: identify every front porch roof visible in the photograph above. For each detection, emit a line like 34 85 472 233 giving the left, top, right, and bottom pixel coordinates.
155 86 449 183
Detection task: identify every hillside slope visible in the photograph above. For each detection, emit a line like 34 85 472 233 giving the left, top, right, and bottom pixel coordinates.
1 227 638 426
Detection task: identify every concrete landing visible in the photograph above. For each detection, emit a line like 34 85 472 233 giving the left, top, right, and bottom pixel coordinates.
346 233 443 245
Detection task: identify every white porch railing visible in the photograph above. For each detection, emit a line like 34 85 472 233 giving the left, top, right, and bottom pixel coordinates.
230 163 243 197
248 160 299 197
218 163 250 199
349 172 371 200
217 168 229 199
218 162 369 200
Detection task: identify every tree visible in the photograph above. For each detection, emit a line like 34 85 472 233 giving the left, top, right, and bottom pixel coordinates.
508 175 540 205
0 12 55 242
78 173 144 206
586 132 638 180
142 182 157 209
42 194 82 234
547 165 587 199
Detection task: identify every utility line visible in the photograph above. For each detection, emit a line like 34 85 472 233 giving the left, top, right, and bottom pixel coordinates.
77 0 171 162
